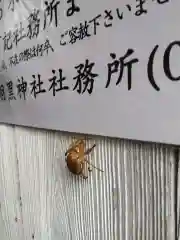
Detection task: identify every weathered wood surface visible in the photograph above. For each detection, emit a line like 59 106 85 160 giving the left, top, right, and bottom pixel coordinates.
0 124 178 240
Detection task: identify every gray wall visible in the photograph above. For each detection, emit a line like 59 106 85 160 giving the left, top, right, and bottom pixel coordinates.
0 124 178 240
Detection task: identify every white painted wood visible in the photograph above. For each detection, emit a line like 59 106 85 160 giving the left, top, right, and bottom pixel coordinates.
177 152 180 240
0 124 177 239
0 125 24 240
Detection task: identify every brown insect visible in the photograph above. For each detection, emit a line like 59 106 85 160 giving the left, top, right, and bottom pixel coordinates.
65 138 103 179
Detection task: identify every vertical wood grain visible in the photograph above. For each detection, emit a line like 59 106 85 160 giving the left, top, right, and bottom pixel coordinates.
0 124 177 240
177 150 180 240
0 125 24 240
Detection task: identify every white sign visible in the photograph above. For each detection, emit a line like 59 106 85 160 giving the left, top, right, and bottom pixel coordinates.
0 0 179 145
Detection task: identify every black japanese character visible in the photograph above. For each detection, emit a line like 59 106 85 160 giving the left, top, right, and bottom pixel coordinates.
153 0 169 4
3 31 13 52
30 74 46 98
42 39 54 55
23 48 31 61
89 14 101 35
27 9 40 39
69 27 78 44
14 54 19 65
13 22 26 47
0 0 3 20
9 56 14 67
49 69 69 96
135 0 147 16
104 10 113 28
30 46 38 58
73 59 98 94
0 85 6 101
9 54 19 67
106 50 139 90
78 21 91 40
16 77 27 100
66 0 80 17
147 45 160 91
36 44 44 56
7 81 16 100
116 5 131 20
8 0 20 12
18 52 24 62
116 9 123 20
60 31 68 46
163 41 180 81
43 0 60 29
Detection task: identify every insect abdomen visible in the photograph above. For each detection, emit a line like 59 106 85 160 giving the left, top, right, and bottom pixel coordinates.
66 155 82 175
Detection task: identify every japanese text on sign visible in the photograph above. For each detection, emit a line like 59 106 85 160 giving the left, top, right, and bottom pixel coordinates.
1 0 180 146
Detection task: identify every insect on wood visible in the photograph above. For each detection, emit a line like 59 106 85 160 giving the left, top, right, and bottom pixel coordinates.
65 138 103 179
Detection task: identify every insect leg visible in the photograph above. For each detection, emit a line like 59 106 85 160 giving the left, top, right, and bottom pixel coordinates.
85 144 96 155
85 144 96 171
80 160 88 179
84 159 104 172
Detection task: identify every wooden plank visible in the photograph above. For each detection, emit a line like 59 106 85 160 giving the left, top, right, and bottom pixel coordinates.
0 125 24 240
0 125 174 240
